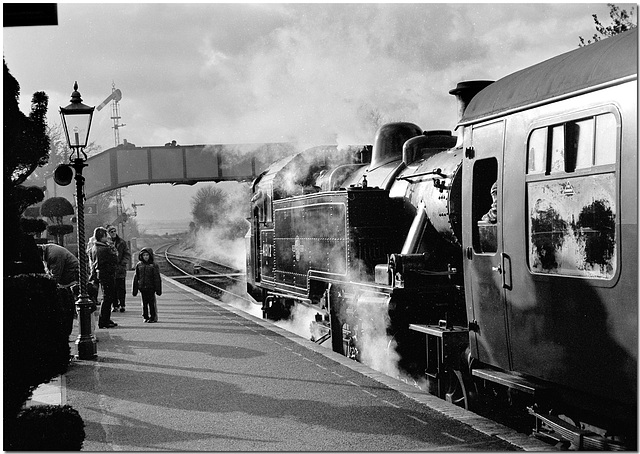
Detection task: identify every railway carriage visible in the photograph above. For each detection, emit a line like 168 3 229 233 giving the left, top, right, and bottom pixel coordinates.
246 29 637 449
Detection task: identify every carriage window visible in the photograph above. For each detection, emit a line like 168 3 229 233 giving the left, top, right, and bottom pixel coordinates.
595 113 617 165
527 128 546 174
527 113 617 176
526 111 619 280
571 118 594 170
472 157 498 254
550 125 565 174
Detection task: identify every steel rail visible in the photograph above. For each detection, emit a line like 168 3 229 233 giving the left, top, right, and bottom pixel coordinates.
161 245 255 305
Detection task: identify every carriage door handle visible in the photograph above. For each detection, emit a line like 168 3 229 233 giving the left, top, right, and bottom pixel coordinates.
501 253 512 290
492 265 501 273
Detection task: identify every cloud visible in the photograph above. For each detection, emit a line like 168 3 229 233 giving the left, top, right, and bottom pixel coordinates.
4 3 613 151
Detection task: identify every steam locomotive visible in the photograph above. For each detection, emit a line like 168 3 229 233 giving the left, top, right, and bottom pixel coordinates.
246 29 637 449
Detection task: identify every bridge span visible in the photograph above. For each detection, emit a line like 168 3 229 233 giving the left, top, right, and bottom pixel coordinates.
45 141 295 202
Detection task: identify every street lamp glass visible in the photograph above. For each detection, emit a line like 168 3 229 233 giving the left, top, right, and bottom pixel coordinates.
59 82 95 150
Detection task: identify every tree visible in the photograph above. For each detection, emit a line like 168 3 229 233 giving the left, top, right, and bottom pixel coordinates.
26 123 104 189
41 197 75 226
41 197 75 246
4 60 50 191
579 3 637 46
26 123 67 188
4 58 50 274
3 61 83 450
358 104 386 139
191 185 228 229
190 184 251 239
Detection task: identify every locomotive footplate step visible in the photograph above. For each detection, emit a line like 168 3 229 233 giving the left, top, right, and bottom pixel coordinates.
408 323 469 337
472 368 548 396
408 324 469 377
409 324 470 401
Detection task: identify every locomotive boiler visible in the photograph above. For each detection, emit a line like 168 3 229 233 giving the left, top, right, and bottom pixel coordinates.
246 28 637 449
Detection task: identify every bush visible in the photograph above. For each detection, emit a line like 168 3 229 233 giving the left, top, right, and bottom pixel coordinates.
46 224 74 237
3 274 70 419
20 217 47 236
6 405 85 451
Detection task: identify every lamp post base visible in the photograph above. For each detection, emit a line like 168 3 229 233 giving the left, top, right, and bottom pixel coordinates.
75 294 97 360
75 337 97 360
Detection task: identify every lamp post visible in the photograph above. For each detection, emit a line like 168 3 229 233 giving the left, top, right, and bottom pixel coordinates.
60 82 97 360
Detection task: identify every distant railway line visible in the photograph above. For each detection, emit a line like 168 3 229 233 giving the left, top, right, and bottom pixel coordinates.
153 243 252 305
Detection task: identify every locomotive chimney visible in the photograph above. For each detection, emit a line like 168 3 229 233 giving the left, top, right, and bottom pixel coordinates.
449 80 494 122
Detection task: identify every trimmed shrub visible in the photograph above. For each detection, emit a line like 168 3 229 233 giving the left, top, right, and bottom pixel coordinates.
20 217 47 236
3 274 69 419
46 224 74 238
6 405 85 451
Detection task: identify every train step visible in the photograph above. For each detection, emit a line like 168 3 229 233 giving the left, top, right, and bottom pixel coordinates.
471 367 549 396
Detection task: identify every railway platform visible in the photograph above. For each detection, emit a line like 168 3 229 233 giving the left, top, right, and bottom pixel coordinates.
28 271 555 451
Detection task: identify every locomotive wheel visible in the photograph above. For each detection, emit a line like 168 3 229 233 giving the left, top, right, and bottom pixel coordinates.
445 370 473 411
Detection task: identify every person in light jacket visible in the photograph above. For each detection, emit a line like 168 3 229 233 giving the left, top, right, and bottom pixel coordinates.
132 247 162 323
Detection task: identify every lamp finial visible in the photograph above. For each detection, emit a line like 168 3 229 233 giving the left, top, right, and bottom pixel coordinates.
71 82 83 104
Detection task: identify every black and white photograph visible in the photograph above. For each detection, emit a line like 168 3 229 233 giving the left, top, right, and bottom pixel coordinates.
4 2 637 451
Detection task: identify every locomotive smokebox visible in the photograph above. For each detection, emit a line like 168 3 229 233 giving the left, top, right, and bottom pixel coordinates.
449 80 494 122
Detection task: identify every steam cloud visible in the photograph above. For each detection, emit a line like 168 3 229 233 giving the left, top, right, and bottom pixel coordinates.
188 181 250 271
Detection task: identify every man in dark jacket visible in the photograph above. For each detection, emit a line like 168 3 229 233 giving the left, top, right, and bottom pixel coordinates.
107 226 131 312
40 243 80 339
40 243 79 286
89 227 119 329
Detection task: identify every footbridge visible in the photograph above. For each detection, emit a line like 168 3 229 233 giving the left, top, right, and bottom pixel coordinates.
45 141 295 202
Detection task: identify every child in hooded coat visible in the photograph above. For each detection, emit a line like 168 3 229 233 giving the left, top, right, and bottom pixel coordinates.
132 247 162 323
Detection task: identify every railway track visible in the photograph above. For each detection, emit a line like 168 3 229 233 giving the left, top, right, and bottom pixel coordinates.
153 242 254 305
152 242 328 330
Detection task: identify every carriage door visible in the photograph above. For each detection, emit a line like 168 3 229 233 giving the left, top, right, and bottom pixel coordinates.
462 120 510 370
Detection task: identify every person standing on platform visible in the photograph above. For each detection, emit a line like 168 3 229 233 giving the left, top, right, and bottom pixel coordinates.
86 235 99 303
107 225 131 313
39 243 79 340
89 227 118 329
132 247 162 323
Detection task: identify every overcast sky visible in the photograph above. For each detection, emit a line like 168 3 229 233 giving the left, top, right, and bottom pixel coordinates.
3 2 620 229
